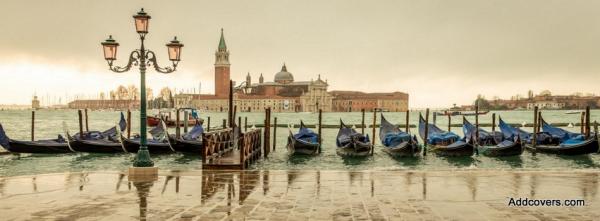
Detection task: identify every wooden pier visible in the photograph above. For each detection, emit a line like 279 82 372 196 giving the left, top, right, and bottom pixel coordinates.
201 127 263 170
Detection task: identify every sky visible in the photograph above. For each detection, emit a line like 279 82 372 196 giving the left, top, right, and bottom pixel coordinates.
1 0 600 108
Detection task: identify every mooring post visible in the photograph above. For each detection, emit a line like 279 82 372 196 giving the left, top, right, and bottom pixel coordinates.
244 117 248 132
474 105 479 155
84 108 89 132
447 114 451 132
273 117 277 151
31 110 35 141
127 109 131 139
78 109 84 139
222 119 226 129
228 80 234 128
207 117 211 132
232 105 237 128
433 112 437 125
318 109 322 153
492 113 496 133
585 106 591 138
371 108 376 155
183 111 189 133
361 109 365 134
175 109 180 138
580 111 585 134
531 106 538 150
264 108 271 157
424 109 429 156
238 116 242 131
594 121 598 139
405 110 410 132
538 111 542 135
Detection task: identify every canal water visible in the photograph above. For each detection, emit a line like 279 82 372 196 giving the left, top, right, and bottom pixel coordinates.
1 109 600 176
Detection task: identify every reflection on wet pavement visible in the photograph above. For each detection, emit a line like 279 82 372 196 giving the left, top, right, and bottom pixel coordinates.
0 170 599 220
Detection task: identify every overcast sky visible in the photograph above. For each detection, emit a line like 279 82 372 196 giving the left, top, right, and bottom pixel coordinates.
1 0 600 108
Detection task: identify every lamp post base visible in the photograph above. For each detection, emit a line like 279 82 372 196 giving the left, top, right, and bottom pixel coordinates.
133 147 154 167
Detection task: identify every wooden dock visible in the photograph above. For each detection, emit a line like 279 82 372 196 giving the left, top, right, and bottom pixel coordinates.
202 127 263 170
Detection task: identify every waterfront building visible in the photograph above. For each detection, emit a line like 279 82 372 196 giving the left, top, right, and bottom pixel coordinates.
330 91 409 112
67 99 139 110
486 91 600 110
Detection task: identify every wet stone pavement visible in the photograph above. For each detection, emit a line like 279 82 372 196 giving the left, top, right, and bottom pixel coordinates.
0 170 599 220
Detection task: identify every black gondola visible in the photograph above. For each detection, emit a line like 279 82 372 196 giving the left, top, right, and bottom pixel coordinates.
463 117 523 157
336 120 372 157
65 113 128 153
418 114 474 156
169 122 204 153
524 116 599 155
0 123 72 154
119 120 175 154
379 114 420 157
287 121 320 155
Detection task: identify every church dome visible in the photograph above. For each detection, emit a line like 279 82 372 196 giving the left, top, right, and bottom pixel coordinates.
274 64 294 84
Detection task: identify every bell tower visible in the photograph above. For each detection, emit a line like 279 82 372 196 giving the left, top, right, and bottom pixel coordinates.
214 28 230 97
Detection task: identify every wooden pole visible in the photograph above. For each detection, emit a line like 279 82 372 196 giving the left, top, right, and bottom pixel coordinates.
31 110 35 141
78 109 84 139
371 108 376 155
532 106 538 148
238 116 242 131
127 109 131 139
580 112 585 134
183 111 189 133
433 112 437 125
228 80 234 128
405 110 409 133
585 106 591 138
175 109 180 138
84 108 89 132
447 114 451 132
264 108 271 157
474 105 479 155
361 109 365 134
424 109 429 156
491 113 496 133
207 117 211 132
222 119 226 129
244 117 248 132
318 109 322 153
273 117 277 151
232 105 237 128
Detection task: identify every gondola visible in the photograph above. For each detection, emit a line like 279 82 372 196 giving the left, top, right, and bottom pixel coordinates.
287 121 320 155
169 122 204 153
379 114 420 157
418 114 474 156
531 117 599 155
336 120 372 157
120 120 175 154
0 123 72 153
463 117 522 157
65 112 128 153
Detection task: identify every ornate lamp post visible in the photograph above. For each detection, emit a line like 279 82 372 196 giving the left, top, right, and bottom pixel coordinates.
101 8 183 167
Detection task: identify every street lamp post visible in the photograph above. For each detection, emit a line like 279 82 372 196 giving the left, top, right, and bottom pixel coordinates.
101 8 183 167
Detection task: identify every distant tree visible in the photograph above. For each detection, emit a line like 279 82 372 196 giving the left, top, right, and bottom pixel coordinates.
473 97 491 110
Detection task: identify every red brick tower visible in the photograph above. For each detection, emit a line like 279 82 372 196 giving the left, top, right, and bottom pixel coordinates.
214 28 230 97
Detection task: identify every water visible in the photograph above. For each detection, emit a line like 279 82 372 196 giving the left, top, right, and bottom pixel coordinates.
1 109 599 176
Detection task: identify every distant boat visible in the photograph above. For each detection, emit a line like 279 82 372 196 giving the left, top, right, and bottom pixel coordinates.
435 110 489 116
565 110 582 114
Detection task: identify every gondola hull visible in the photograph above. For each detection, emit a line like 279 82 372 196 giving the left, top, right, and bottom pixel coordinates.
3 140 72 154
287 134 320 155
524 138 599 155
478 141 523 157
169 136 203 153
68 138 126 153
121 137 175 154
382 141 421 157
336 142 372 157
429 142 474 157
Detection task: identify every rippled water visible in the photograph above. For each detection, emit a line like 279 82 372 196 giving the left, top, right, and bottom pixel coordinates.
1 109 599 176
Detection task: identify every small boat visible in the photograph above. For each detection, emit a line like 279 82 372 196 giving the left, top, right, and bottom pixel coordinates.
336 120 372 157
499 117 558 146
287 121 320 155
464 117 523 157
120 120 175 154
565 110 582 114
0 123 72 153
418 114 474 156
169 122 204 153
436 110 489 116
147 109 198 127
66 112 128 153
379 114 420 157
532 117 599 155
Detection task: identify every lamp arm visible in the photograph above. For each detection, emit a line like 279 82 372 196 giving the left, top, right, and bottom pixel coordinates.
108 50 141 73
146 50 177 74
